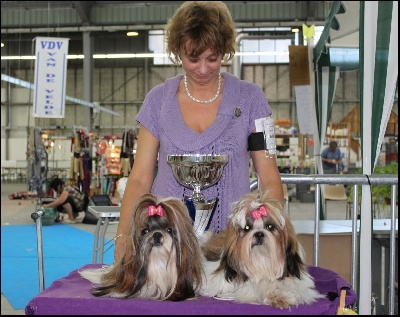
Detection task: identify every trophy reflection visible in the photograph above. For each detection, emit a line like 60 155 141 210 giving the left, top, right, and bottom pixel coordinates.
167 154 228 238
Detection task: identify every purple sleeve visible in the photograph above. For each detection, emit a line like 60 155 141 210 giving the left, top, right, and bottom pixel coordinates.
135 84 164 140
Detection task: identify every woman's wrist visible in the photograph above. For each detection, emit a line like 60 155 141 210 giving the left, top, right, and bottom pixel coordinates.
114 233 129 242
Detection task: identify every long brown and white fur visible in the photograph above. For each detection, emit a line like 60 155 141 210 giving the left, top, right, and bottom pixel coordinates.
199 191 324 309
79 193 203 301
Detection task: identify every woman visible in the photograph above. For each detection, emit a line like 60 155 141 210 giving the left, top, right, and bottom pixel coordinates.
42 177 85 224
114 1 283 261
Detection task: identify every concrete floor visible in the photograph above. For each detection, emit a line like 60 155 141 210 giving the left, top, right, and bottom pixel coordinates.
1 182 396 315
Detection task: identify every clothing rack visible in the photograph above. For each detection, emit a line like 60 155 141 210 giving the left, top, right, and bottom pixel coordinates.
70 126 91 195
120 126 137 177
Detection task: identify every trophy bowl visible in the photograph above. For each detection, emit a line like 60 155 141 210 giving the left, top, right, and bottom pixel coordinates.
167 154 228 237
167 154 228 200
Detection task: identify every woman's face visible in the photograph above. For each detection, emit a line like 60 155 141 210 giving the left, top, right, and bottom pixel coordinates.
180 47 223 85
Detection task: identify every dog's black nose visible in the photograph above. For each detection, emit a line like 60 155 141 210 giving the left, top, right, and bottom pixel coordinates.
254 231 264 245
153 232 163 245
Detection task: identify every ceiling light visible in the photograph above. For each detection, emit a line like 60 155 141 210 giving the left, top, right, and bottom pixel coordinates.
127 31 139 37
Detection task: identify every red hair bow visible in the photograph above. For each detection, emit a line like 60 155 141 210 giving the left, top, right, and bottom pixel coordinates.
148 205 165 217
251 206 268 220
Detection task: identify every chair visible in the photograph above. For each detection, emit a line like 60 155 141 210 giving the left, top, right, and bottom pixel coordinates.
322 184 348 219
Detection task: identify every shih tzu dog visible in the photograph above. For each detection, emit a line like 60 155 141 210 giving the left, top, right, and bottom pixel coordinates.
79 193 203 301
199 191 324 309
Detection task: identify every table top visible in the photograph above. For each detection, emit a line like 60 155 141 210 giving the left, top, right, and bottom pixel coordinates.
25 264 357 315
88 205 121 217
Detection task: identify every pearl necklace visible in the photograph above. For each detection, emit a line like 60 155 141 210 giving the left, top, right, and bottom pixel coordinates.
184 72 221 104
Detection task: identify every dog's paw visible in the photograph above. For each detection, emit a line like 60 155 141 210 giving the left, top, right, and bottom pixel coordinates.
262 293 297 309
262 287 298 309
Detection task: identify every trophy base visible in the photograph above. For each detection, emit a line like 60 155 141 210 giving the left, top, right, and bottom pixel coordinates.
184 197 218 239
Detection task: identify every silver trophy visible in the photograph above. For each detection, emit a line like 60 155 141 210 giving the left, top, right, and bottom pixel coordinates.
167 154 228 238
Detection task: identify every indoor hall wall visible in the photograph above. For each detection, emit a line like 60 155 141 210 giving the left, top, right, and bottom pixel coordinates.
331 69 360 122
243 64 293 122
2 64 364 132
2 63 397 162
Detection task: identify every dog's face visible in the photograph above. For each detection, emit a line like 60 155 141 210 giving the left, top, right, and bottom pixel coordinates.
91 193 203 301
215 192 305 283
132 201 179 288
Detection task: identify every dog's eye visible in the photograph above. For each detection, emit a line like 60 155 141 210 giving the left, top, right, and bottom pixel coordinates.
244 225 251 232
166 227 173 234
265 224 275 231
142 228 149 235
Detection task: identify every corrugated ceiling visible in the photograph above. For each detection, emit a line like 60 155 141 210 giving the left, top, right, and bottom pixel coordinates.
1 1 332 33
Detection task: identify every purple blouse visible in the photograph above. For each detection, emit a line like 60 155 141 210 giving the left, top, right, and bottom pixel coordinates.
136 72 272 232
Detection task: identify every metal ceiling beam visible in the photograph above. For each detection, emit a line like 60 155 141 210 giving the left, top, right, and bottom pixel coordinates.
1 1 330 33
1 21 325 35
1 74 120 117
72 1 93 25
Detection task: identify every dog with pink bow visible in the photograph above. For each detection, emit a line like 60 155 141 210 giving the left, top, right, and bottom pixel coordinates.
79 193 203 301
199 191 324 309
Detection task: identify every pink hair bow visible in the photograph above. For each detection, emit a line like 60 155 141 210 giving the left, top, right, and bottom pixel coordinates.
148 205 165 217
252 206 268 220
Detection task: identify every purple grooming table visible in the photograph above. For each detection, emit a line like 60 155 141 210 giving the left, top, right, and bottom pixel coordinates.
25 264 357 315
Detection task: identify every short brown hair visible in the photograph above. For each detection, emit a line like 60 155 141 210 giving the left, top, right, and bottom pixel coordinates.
165 1 237 64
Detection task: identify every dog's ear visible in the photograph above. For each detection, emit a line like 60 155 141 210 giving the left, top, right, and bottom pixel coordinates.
220 256 249 283
276 208 307 279
218 253 238 282
160 196 203 300
224 264 239 282
284 241 304 279
229 198 251 229
218 231 249 283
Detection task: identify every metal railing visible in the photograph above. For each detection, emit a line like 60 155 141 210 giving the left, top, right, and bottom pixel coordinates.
250 174 398 315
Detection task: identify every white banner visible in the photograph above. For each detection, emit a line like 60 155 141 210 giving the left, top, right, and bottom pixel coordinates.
33 37 69 118
294 85 315 134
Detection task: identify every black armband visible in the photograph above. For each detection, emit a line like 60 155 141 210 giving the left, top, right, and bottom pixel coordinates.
248 132 265 151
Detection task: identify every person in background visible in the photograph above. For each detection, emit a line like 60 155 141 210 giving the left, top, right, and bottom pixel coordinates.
42 177 85 224
114 1 284 262
321 140 342 174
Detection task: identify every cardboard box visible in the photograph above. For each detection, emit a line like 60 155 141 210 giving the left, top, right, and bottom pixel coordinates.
297 233 353 283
